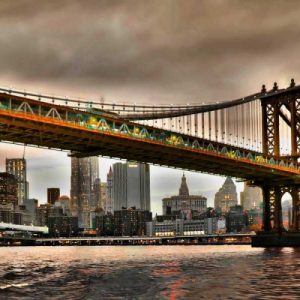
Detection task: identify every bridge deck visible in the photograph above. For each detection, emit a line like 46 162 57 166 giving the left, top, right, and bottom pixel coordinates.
0 108 299 185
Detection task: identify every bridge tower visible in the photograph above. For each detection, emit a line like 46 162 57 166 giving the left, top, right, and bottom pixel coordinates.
259 79 300 234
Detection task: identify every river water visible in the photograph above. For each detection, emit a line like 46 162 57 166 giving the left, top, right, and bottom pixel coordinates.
0 245 299 299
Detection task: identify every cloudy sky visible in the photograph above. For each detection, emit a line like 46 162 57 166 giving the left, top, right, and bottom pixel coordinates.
0 0 299 213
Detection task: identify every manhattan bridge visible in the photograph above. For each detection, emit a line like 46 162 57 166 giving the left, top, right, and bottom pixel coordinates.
0 79 300 245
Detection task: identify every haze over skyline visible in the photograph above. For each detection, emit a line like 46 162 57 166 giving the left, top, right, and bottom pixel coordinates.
0 0 299 213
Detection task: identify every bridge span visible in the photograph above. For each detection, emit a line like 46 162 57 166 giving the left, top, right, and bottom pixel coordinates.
1 80 300 245
0 91 299 186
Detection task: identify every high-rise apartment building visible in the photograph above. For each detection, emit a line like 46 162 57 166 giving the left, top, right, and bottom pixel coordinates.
6 158 29 205
113 162 150 211
70 156 100 228
47 188 60 205
214 177 238 213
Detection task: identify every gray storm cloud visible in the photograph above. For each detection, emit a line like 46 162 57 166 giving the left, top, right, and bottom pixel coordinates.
0 0 300 103
0 1 297 212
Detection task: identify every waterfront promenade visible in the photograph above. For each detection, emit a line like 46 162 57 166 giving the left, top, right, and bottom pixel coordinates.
0 233 253 246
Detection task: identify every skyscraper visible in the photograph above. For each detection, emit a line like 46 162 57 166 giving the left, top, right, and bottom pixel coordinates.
214 177 238 213
106 167 114 214
240 183 263 210
6 158 29 205
47 188 60 205
70 156 100 228
113 162 150 211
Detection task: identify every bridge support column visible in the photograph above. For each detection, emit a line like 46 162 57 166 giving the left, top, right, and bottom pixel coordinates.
291 187 300 231
262 186 282 232
261 101 280 157
262 186 271 232
253 184 300 247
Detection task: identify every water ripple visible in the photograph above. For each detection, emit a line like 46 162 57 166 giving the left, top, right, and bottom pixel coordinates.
0 246 299 299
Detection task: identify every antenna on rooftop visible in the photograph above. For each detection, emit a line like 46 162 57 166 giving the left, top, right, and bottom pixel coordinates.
23 144 26 159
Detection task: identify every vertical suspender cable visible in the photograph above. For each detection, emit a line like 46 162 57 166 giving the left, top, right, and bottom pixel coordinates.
195 113 198 137
251 101 254 149
226 108 229 144
248 102 251 149
256 100 259 151
187 114 191 135
221 108 225 143
215 110 218 141
208 111 211 140
202 113 205 139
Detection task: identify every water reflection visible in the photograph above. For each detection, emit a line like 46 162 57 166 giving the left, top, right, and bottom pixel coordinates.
0 246 299 299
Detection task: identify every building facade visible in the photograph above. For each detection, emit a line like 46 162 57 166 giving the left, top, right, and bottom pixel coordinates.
94 213 115 236
0 172 18 207
36 204 52 227
240 183 263 211
0 203 31 225
214 177 238 213
100 182 107 210
47 188 60 205
6 158 28 205
70 156 100 228
114 208 152 236
94 178 101 209
24 198 38 225
226 205 248 233
106 167 114 214
146 218 218 237
113 162 150 211
162 174 207 215
48 206 78 237
0 203 14 223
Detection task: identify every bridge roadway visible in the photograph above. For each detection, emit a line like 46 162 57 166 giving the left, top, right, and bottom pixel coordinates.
0 93 299 185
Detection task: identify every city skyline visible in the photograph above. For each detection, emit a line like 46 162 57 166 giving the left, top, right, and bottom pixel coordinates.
0 143 246 215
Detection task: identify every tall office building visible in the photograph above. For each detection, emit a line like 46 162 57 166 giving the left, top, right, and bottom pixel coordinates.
240 183 263 210
113 162 150 211
6 158 29 205
47 188 60 205
106 167 114 214
70 156 100 228
214 177 238 213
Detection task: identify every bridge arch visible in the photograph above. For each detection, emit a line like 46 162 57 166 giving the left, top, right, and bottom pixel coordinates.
281 191 292 230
